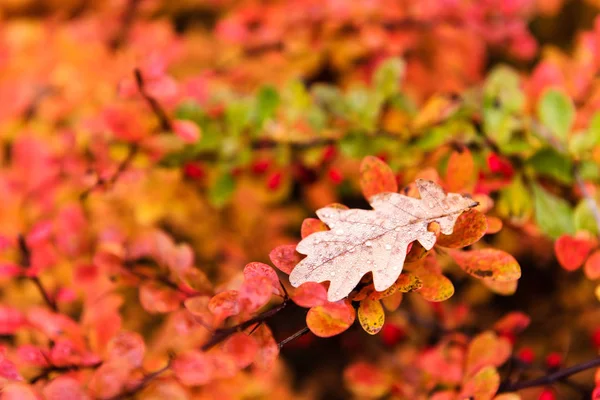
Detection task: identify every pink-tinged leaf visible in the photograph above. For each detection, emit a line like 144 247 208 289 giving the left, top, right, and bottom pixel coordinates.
173 120 201 143
106 331 145 369
167 244 194 274
43 376 90 400
448 249 521 281
419 341 464 384
27 220 53 246
253 324 279 371
486 216 503 234
430 390 458 400
223 332 258 369
0 355 23 381
466 331 512 376
88 360 130 399
483 279 518 295
172 351 213 386
381 292 403 311
238 276 272 312
358 298 385 335
208 290 240 323
183 296 214 328
436 209 487 248
554 234 596 271
1 383 38 400
414 261 455 302
49 339 81 367
0 263 22 278
494 312 531 335
301 218 328 239
306 299 356 338
243 262 281 295
17 345 49 367
459 366 500 400
344 361 391 398
360 156 398 200
139 282 182 314
208 350 237 379
178 267 211 292
0 306 25 335
584 250 600 280
291 282 327 308
269 245 302 274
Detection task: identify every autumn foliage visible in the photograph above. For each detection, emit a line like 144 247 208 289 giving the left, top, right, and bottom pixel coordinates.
1 0 600 399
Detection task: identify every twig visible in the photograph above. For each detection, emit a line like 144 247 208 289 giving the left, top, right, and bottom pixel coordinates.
105 360 171 400
134 69 172 132
278 326 310 349
30 361 102 384
500 356 600 392
18 235 58 312
201 300 290 351
80 144 139 200
109 0 141 50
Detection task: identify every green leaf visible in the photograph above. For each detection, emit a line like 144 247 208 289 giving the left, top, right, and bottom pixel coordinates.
496 176 532 224
537 89 575 142
373 57 404 100
569 112 600 157
532 183 575 238
527 148 573 184
208 172 236 208
254 86 279 126
578 160 600 181
574 200 600 236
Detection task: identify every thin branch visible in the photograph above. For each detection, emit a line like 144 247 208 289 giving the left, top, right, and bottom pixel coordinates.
201 300 290 351
105 360 171 400
500 356 600 392
278 326 310 349
134 69 172 132
109 0 141 50
80 144 139 200
18 235 58 312
30 361 102 384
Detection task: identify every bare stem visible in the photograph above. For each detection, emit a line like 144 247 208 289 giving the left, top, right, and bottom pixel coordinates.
278 326 310 349
18 235 58 312
134 69 172 132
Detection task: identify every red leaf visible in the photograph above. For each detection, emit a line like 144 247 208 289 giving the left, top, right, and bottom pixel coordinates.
291 282 328 308
238 276 272 312
1 383 38 400
0 306 25 335
43 376 89 400
493 312 531 335
360 156 398 200
0 355 23 381
139 282 181 314
243 262 281 295
269 244 302 274
88 360 130 399
436 209 487 248
173 119 201 143
554 234 596 271
223 332 258 369
253 324 279 370
172 350 213 386
306 300 356 338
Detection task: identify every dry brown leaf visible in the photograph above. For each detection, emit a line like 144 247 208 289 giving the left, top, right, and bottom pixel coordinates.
289 179 477 301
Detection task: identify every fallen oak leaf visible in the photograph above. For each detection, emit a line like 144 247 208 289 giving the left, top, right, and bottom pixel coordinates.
290 179 477 301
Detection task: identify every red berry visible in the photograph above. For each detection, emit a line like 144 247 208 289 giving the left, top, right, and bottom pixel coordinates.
322 145 337 163
327 167 344 185
592 328 600 349
183 162 205 180
517 347 535 364
545 352 562 369
381 324 405 347
266 171 283 190
538 388 556 400
487 153 514 178
251 159 270 175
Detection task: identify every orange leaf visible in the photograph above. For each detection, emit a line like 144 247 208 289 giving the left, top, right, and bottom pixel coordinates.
493 312 531 335
445 148 476 192
358 298 385 335
414 260 454 302
223 332 258 369
301 218 328 239
554 234 596 271
465 331 512 376
253 324 279 370
292 282 327 308
306 300 356 338
381 292 403 311
139 282 181 314
459 366 500 400
448 249 521 281
486 216 503 234
359 156 398 200
405 241 430 262
483 279 518 295
208 290 240 324
344 361 391 398
436 209 488 248
371 273 422 299
584 250 600 280
269 244 302 274
184 296 214 329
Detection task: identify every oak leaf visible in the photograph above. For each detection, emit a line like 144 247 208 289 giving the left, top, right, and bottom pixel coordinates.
290 179 477 301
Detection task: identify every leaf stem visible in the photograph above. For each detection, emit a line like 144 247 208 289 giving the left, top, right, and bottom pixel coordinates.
278 326 310 349
134 69 172 132
18 235 58 312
